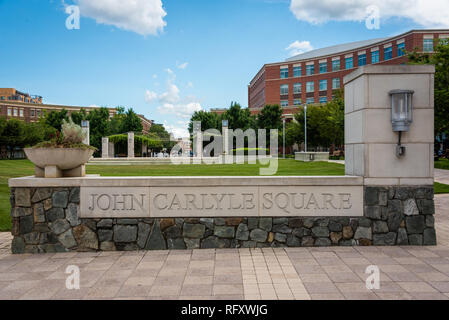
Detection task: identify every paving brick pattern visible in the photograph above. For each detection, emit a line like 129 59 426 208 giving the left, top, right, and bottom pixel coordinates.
0 194 449 300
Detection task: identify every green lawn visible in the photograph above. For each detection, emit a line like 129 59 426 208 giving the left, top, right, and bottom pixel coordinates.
435 159 449 170
1 159 449 232
435 182 449 194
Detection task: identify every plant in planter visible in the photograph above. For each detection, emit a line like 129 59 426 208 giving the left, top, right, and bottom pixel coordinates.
25 119 97 178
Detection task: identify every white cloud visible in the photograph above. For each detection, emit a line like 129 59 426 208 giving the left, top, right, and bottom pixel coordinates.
165 68 174 75
159 82 180 104
289 0 449 27
187 81 194 88
144 90 158 103
145 73 202 123
163 121 190 139
285 40 313 57
74 0 167 36
157 102 202 119
177 62 188 69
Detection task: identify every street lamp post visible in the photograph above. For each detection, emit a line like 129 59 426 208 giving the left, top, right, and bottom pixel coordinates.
282 118 286 159
304 105 307 153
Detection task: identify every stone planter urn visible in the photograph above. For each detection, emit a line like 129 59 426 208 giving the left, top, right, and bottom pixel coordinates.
24 148 94 178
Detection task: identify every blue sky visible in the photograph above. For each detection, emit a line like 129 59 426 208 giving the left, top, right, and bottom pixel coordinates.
0 0 447 137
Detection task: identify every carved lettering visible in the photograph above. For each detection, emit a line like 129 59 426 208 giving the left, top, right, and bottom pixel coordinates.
262 193 273 209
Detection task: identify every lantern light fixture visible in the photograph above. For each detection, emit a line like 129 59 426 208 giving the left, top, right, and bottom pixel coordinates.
389 89 414 157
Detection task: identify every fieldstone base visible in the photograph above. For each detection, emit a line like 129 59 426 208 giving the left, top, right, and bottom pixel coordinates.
9 186 436 253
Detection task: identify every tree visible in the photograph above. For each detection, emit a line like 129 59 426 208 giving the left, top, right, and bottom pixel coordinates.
149 124 175 149
289 92 345 151
86 107 110 152
408 41 449 136
256 105 283 130
44 109 68 130
222 102 256 130
188 110 221 134
284 121 303 147
71 108 87 125
0 118 25 149
120 108 143 133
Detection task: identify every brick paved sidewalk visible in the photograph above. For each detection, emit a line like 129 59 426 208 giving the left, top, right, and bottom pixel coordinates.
0 195 448 300
435 169 449 185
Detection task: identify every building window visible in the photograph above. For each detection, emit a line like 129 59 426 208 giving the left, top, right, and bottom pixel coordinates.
19 109 24 117
332 78 340 89
345 57 353 69
30 109 35 117
397 43 406 56
306 97 314 104
384 47 392 60
319 62 327 74
293 66 301 77
371 50 379 64
319 80 327 91
7 108 12 116
306 64 314 75
280 84 289 95
440 38 449 46
280 67 289 79
358 54 366 66
319 97 327 104
36 109 41 117
0 96 4 100
332 60 340 71
13 108 18 117
423 38 434 52
293 99 302 106
293 83 301 94
280 100 289 107
306 81 314 93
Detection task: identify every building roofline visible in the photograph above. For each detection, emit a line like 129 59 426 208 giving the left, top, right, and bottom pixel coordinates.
256 29 449 71
0 100 117 112
249 65 266 86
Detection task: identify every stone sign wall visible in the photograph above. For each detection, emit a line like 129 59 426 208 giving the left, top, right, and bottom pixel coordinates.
79 185 363 218
9 184 435 253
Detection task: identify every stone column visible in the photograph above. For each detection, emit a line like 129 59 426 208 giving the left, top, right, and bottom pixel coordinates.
344 65 436 246
108 142 115 158
128 132 135 159
344 65 435 186
101 137 109 158
81 120 90 145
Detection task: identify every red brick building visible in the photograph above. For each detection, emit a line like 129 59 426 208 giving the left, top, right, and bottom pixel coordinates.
0 89 154 134
248 29 449 119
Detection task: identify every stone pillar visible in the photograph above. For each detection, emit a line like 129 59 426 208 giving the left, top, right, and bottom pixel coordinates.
81 120 90 145
344 65 436 246
108 142 115 158
344 65 435 186
128 132 135 159
101 137 109 158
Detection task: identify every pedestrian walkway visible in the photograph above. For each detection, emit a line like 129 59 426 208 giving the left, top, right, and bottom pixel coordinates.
0 195 449 300
435 169 449 185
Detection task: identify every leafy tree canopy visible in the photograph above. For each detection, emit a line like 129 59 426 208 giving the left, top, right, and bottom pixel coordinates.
408 41 449 135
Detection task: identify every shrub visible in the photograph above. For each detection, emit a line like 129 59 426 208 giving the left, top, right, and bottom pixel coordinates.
61 118 86 145
33 118 96 150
